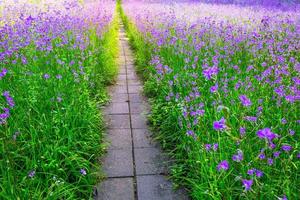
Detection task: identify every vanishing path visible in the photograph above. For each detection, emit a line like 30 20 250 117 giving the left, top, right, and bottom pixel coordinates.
95 23 189 200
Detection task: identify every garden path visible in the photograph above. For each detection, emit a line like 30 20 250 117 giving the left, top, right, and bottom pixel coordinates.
94 24 189 200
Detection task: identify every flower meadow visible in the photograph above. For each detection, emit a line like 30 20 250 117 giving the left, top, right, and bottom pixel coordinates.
119 0 300 199
0 0 118 198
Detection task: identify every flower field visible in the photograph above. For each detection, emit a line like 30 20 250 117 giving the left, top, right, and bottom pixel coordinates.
0 0 118 198
1 0 299 199
120 0 300 199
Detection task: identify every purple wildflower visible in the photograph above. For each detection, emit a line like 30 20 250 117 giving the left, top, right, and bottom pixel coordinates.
56 74 62 79
244 116 257 122
0 68 8 79
273 151 281 158
213 117 226 131
256 128 278 141
239 127 246 136
281 145 292 152
28 170 36 178
259 153 266 160
3 91 15 108
202 66 219 80
232 150 243 162
213 143 218 151
242 179 253 191
217 160 229 171
210 84 218 93
80 168 87 176
205 144 211 151
267 158 274 165
43 74 50 79
186 130 194 136
239 95 251 107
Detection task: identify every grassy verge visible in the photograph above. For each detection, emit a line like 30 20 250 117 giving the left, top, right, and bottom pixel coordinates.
0 11 119 200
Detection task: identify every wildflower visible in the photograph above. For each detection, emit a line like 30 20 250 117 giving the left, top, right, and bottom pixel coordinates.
267 158 274 165
80 168 87 176
258 153 266 160
242 179 253 191
281 145 292 152
210 84 218 93
239 95 251 107
0 68 8 79
217 160 229 171
186 130 194 136
43 74 50 79
202 66 219 80
213 117 226 131
3 91 15 108
244 116 257 122
273 151 281 158
205 144 211 151
281 118 287 124
232 150 243 162
56 74 62 79
297 153 300 159
239 127 246 136
289 129 295 136
255 169 263 178
257 128 278 141
213 143 218 151
28 170 36 178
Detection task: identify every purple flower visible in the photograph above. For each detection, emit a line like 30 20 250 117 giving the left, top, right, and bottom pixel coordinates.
273 151 281 158
56 74 62 79
217 160 229 171
0 68 8 79
205 144 211 151
242 179 253 191
232 150 243 162
239 127 246 136
281 145 292 152
202 66 219 80
259 153 266 160
244 116 257 122
256 128 278 141
186 130 194 136
80 168 87 176
213 143 218 151
3 91 15 108
267 158 274 165
289 129 295 136
210 84 218 93
43 74 50 79
239 95 251 107
247 168 263 178
297 153 300 159
281 118 287 124
28 170 36 178
213 117 226 131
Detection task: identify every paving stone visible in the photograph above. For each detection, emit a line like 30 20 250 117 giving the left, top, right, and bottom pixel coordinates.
112 85 127 94
107 129 132 150
134 147 168 175
127 73 138 81
130 102 149 114
107 114 130 129
96 177 134 200
110 93 128 103
127 79 141 86
131 114 148 129
117 74 127 81
102 149 133 177
105 103 129 114
136 175 189 200
133 129 158 148
128 93 145 103
128 85 142 93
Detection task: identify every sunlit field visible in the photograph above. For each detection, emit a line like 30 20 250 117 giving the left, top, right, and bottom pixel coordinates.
1 0 299 199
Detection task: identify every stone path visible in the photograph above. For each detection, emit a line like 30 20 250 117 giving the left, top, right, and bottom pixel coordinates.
95 24 189 200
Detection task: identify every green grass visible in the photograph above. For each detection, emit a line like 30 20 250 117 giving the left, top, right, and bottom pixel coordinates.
0 11 119 200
